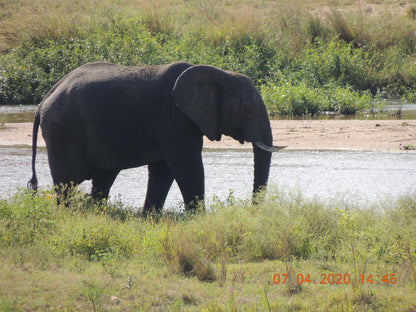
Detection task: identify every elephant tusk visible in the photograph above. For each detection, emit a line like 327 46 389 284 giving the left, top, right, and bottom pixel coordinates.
253 141 287 152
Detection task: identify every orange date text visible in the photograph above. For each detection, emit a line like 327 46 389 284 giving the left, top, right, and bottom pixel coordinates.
273 273 397 285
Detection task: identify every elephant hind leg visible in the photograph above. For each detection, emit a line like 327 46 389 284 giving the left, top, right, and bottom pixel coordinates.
143 161 174 216
53 179 82 206
44 123 90 202
48 156 90 206
91 169 120 201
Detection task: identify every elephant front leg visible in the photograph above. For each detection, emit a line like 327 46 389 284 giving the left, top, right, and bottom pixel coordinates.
143 161 174 216
169 154 205 211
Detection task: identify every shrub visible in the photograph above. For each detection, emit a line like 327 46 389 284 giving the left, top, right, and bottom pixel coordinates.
61 220 134 259
0 190 56 246
261 81 322 116
325 85 372 114
161 221 218 282
261 81 372 116
159 192 344 266
1 15 415 109
2 0 416 109
297 40 373 91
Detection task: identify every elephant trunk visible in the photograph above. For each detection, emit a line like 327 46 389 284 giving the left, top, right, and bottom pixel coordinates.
252 129 273 204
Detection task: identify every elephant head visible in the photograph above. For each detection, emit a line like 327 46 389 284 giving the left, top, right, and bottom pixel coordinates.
172 65 283 202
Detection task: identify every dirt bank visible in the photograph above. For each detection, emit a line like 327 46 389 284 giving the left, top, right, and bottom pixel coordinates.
205 119 416 152
1 120 415 152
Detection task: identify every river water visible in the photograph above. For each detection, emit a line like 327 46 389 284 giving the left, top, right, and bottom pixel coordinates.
1 105 416 208
1 146 415 209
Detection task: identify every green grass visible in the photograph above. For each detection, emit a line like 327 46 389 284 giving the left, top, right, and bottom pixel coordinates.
1 188 416 311
1 0 416 115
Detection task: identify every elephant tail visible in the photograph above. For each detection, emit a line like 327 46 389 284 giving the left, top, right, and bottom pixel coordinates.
27 107 41 193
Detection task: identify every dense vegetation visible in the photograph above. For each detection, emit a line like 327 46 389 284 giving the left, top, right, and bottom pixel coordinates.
1 189 416 311
1 0 416 115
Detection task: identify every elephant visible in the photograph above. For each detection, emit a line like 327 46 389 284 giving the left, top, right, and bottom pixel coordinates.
27 61 283 214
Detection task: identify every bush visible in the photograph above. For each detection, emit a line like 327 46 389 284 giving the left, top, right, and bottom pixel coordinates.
0 190 56 246
326 85 372 114
1 14 415 112
158 192 342 266
56 218 139 259
261 81 372 116
297 40 373 91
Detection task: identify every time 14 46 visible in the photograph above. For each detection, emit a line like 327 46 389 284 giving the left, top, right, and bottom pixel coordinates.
360 274 397 284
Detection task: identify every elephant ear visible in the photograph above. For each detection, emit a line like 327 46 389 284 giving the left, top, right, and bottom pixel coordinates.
172 65 225 141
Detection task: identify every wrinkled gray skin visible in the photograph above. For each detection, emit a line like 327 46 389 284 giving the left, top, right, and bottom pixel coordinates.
28 62 277 214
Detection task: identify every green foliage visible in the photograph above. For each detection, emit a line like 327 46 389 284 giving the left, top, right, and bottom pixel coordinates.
327 85 372 115
0 17 276 105
261 81 372 116
165 228 218 282
56 217 137 259
0 299 12 312
298 40 373 91
0 190 56 246
261 82 321 117
80 279 106 312
2 188 416 273
1 189 416 310
1 12 416 115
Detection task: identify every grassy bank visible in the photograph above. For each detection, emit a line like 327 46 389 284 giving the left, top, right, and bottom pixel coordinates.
1 188 416 311
1 1 416 115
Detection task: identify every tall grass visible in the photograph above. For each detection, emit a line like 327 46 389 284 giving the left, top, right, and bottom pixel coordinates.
1 188 416 310
1 0 416 114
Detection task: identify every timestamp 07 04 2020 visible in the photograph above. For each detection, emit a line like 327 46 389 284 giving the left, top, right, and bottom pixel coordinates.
273 273 397 285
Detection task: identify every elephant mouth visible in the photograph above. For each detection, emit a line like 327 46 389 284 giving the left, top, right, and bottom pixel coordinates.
253 141 286 152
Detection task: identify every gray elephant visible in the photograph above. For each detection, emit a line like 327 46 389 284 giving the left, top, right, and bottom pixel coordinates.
27 62 283 214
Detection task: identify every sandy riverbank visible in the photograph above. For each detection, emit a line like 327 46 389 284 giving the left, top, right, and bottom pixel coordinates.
205 119 416 152
1 120 415 152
